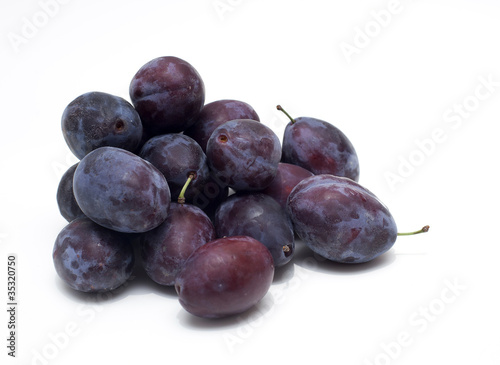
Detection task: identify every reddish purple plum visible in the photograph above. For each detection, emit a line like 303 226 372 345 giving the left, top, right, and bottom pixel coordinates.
206 119 281 191
175 236 274 318
287 174 397 263
141 203 215 286
129 56 205 135
278 106 360 181
259 162 314 209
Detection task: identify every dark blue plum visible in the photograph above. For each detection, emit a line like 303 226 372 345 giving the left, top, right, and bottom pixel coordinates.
184 99 260 152
53 217 134 293
129 56 205 135
279 106 360 181
139 134 210 202
56 163 86 222
189 174 229 222
141 203 215 286
287 174 397 263
175 236 274 319
206 119 281 191
61 91 143 159
215 193 294 267
73 147 170 233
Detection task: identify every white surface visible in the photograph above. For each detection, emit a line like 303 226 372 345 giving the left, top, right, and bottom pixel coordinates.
1 0 500 364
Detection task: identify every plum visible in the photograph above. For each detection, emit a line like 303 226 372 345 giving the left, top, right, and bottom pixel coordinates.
278 106 360 181
53 217 134 293
259 162 314 209
175 236 274 318
56 163 86 222
73 147 170 233
129 56 205 134
184 99 260 152
206 119 281 191
215 193 294 267
61 91 143 160
141 203 215 286
139 133 210 202
287 174 397 263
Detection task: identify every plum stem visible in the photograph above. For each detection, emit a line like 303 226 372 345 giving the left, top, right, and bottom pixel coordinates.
283 244 293 258
178 173 196 204
397 225 430 236
276 105 295 124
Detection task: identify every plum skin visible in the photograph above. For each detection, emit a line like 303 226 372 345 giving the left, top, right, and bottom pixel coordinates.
140 203 215 286
259 162 314 209
215 193 294 267
73 147 170 233
206 119 281 191
174 236 274 319
184 99 260 152
56 163 86 222
282 117 360 181
189 175 229 222
53 217 135 293
287 174 397 263
139 134 210 202
61 91 143 160
129 56 205 134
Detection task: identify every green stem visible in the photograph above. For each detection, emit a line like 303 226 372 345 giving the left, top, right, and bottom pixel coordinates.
178 173 196 204
276 105 295 124
397 225 430 236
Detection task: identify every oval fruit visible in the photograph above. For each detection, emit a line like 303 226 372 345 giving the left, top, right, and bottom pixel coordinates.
73 147 170 233
215 193 294 267
206 119 281 191
175 236 274 318
287 174 397 263
53 217 134 293
141 203 215 286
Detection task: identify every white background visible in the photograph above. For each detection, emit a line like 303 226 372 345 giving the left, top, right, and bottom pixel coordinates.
1 0 499 364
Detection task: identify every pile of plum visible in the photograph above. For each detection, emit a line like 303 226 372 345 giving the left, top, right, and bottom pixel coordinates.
53 56 428 319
